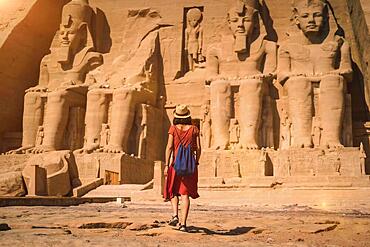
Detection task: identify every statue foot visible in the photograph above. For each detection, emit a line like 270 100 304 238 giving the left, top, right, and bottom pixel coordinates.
6 145 34 155
240 143 259 150
74 143 100 154
102 145 125 153
292 139 313 148
28 146 55 154
321 141 343 149
212 144 228 150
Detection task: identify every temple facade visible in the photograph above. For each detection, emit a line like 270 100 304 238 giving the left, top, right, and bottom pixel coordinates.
0 0 369 197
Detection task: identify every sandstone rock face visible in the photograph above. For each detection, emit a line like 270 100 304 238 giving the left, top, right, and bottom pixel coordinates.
0 0 369 196
0 0 70 150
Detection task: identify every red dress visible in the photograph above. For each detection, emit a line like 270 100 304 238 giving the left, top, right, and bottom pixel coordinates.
164 125 200 200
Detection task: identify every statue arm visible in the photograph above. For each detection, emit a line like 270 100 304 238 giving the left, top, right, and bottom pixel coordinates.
263 40 277 75
26 55 50 92
339 40 353 81
198 27 203 52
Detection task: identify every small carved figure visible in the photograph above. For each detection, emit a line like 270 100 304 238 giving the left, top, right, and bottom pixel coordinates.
312 116 321 147
137 105 148 158
99 124 110 147
35 126 44 147
185 8 204 72
201 100 211 149
280 109 292 150
229 119 240 149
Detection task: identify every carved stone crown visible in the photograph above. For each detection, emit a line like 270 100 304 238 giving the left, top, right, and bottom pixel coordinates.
292 0 327 8
238 0 258 11
62 0 93 25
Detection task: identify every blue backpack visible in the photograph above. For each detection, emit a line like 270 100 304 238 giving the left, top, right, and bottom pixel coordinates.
173 127 196 176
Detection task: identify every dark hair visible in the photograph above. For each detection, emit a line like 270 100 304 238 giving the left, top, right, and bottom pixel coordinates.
173 117 192 125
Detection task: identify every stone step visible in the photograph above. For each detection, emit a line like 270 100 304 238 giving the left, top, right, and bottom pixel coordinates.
83 183 151 198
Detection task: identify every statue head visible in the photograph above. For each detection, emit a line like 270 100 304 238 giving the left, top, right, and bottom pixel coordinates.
58 0 93 63
292 0 329 38
227 0 259 53
187 8 202 28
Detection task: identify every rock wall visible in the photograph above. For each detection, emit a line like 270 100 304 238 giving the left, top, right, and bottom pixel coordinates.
0 0 69 147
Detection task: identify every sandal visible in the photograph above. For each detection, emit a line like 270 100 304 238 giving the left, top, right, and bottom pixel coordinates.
178 224 187 232
168 215 179 226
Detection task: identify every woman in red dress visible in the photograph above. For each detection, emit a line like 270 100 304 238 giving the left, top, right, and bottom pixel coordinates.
164 104 201 232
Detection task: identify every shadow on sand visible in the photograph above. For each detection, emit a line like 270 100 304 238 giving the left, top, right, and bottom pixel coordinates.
186 226 255 235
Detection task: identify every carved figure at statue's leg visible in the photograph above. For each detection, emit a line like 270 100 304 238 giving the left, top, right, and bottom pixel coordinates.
238 78 263 149
319 74 344 148
285 76 313 148
103 88 152 153
31 90 85 153
210 80 231 150
8 92 44 154
78 89 110 153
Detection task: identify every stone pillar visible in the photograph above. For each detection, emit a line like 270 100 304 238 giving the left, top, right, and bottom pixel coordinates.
153 161 165 195
28 164 47 196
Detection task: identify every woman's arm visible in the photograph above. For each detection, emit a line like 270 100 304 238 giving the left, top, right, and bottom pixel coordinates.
164 134 174 176
195 133 201 165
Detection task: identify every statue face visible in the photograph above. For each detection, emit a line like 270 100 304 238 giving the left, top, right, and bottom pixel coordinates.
296 5 326 35
58 21 83 50
228 10 255 37
188 18 199 28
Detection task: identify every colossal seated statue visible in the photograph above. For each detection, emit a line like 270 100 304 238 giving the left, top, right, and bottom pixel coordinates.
9 0 103 154
78 8 162 154
277 0 352 148
206 0 277 150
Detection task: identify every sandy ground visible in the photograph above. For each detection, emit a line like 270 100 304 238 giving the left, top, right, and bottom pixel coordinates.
0 199 369 247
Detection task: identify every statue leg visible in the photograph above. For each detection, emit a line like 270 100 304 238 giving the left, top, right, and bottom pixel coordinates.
81 89 110 153
319 74 344 148
105 88 153 153
8 92 44 154
238 78 263 149
210 80 231 150
36 90 85 153
285 76 313 148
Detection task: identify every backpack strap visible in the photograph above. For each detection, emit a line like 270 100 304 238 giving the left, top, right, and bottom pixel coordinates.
173 125 193 147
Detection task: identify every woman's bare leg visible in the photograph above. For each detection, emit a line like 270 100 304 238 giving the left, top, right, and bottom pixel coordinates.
180 195 190 226
170 196 179 217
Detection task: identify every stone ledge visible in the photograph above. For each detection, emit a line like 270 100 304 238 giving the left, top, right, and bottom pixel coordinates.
0 196 130 207
73 178 104 197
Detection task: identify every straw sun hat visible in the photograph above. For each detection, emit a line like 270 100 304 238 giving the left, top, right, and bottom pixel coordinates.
173 104 191 118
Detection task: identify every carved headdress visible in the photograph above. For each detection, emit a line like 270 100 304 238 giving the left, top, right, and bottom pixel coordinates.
292 0 327 9
235 0 258 14
62 0 93 26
